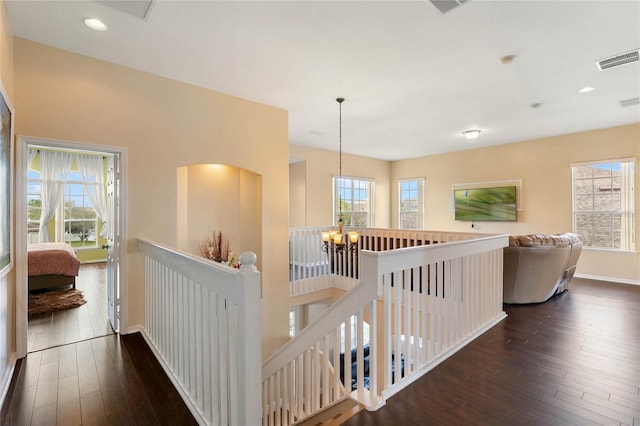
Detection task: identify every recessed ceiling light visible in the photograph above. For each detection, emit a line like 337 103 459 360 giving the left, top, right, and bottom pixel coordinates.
84 18 108 31
462 129 481 140
578 86 595 94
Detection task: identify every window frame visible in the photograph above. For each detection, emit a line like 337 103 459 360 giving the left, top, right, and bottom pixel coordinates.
571 158 635 253
398 178 425 230
28 167 101 249
332 175 375 228
58 171 99 249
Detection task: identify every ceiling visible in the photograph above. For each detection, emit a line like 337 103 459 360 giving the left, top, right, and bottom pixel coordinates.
5 0 640 161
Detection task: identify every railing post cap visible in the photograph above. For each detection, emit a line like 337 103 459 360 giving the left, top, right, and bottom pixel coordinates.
239 251 258 271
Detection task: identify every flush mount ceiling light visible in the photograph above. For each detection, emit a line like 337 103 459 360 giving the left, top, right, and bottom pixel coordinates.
578 86 595 94
83 18 108 31
462 129 481 140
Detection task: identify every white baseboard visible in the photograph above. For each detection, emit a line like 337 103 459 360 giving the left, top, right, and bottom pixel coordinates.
575 273 640 286
126 324 143 334
0 352 18 410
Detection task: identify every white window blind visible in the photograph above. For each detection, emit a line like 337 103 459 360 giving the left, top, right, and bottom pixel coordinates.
571 159 635 252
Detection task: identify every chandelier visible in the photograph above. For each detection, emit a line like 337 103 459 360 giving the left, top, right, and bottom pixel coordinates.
322 97 359 254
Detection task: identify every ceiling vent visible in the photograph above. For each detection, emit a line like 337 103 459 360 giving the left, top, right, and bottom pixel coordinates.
96 0 156 20
619 97 640 108
596 49 639 71
429 0 470 14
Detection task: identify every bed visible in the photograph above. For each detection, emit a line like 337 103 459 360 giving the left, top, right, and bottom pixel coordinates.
27 242 81 292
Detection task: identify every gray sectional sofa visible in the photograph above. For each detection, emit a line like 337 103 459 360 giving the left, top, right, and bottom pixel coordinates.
503 233 583 304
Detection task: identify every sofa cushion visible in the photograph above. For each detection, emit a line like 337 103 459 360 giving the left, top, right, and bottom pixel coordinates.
509 233 581 248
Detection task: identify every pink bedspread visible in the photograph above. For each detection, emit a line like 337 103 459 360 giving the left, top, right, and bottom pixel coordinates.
28 242 81 277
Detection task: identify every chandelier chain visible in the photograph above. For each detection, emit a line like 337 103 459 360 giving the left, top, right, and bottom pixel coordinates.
337 97 344 218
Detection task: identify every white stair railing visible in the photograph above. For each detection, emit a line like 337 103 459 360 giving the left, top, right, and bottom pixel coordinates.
289 227 333 295
271 231 508 424
289 227 491 297
262 253 383 426
361 234 508 398
138 231 507 425
139 238 261 426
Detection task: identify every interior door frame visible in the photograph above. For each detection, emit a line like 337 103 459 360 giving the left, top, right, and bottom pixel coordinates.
15 135 128 358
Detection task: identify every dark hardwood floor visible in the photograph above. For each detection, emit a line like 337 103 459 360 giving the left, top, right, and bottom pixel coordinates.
2 277 638 425
344 277 640 426
0 333 197 425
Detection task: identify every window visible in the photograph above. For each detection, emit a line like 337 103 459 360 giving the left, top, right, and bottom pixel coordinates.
60 171 98 249
399 178 425 229
333 176 374 227
27 169 42 243
28 166 100 248
572 159 635 252
289 308 299 337
340 315 370 353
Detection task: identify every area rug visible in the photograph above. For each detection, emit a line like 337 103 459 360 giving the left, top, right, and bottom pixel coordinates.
28 289 87 316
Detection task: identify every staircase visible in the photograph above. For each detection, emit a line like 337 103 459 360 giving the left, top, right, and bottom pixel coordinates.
262 228 509 425
139 230 508 425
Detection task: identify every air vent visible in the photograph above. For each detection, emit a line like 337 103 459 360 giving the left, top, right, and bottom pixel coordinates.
619 97 640 108
596 49 639 71
97 0 156 20
429 0 470 14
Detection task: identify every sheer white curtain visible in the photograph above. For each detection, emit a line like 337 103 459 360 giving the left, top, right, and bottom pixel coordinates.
27 148 38 170
38 150 73 242
75 153 110 239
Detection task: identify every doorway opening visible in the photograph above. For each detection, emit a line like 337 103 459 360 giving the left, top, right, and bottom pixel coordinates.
16 136 126 356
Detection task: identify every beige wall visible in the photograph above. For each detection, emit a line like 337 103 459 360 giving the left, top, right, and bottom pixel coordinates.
391 124 640 283
0 0 12 399
289 161 306 228
289 144 391 228
14 38 290 357
291 126 639 283
177 164 262 271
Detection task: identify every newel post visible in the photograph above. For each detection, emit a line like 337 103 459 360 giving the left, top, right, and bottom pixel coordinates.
360 250 386 410
236 251 262 426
